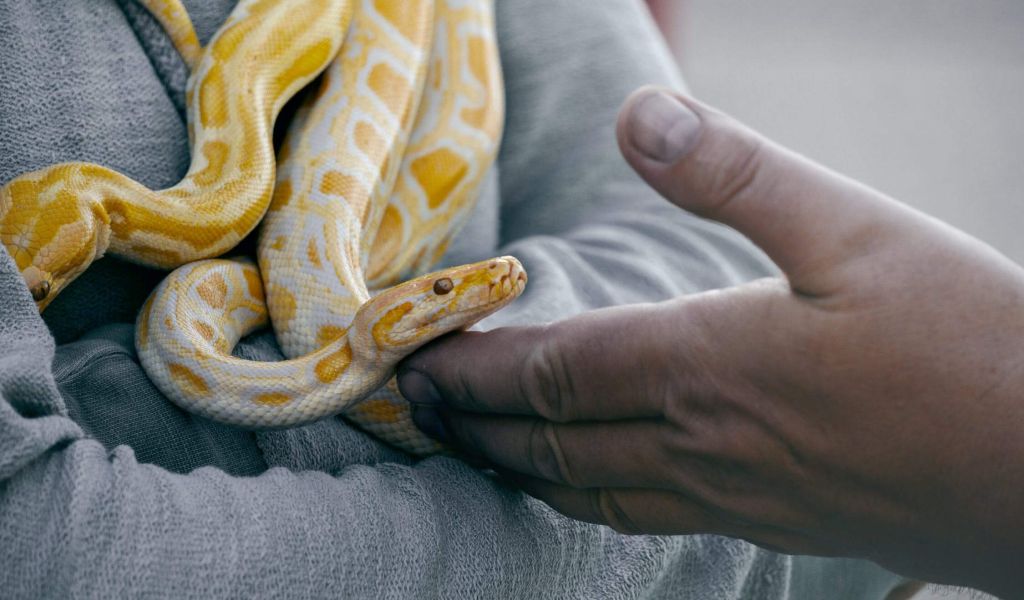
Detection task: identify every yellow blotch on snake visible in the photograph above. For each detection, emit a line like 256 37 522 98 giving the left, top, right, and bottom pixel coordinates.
209 16 255 62
314 344 353 384
306 237 322 268
412 148 468 210
136 295 154 346
354 121 386 161
319 170 361 197
317 325 346 347
196 273 228 309
268 284 297 323
350 398 404 424
192 320 216 341
372 301 414 346
168 363 209 394
270 39 335 101
373 0 426 42
272 179 293 207
191 141 231 187
460 36 494 130
198 63 229 128
253 392 292 406
242 267 264 302
367 62 412 117
367 205 403 275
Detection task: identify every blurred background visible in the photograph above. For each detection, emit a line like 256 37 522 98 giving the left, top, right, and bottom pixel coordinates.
646 1 1021 598
648 0 1024 267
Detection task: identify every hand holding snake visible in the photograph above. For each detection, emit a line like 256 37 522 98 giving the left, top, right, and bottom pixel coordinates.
397 88 1024 597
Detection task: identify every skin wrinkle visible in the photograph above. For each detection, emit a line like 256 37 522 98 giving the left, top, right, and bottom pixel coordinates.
597 488 642 535
544 331 581 423
525 419 555 483
519 328 570 422
696 120 766 224
535 420 578 488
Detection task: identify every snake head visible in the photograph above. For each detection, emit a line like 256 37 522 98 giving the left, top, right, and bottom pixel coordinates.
354 256 527 359
0 165 111 311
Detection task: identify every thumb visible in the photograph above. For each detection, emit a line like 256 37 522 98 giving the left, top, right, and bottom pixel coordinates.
616 86 907 294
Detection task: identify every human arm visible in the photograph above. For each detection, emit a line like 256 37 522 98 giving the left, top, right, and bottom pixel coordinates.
398 87 1024 598
473 0 776 333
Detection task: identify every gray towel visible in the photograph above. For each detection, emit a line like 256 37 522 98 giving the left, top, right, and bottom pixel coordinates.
0 0 906 597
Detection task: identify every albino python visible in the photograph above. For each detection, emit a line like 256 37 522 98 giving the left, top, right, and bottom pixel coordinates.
0 0 522 455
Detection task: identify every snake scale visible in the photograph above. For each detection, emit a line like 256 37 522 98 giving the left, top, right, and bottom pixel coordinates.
0 0 523 455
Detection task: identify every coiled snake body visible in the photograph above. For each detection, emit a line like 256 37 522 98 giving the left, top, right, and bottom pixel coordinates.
0 0 523 454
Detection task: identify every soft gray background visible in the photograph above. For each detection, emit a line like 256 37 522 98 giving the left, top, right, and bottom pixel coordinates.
677 0 1024 267
667 1 1021 598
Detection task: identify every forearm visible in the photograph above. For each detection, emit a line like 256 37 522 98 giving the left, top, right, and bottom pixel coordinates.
2 438 498 597
1 417 711 597
487 0 775 332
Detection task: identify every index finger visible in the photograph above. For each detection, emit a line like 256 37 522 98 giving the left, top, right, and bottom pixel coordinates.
397 302 690 421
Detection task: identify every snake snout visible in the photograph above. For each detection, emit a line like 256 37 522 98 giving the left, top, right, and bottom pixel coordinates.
496 256 527 297
510 260 527 290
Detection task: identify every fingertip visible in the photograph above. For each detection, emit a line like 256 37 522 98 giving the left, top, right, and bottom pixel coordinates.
398 368 443 407
396 329 472 385
397 328 520 414
617 86 704 168
410 404 451 442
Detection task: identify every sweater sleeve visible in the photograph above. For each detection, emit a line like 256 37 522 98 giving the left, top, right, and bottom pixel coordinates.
479 0 776 331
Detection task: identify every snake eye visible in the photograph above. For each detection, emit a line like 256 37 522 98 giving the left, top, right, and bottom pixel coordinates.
432 277 453 295
30 280 51 302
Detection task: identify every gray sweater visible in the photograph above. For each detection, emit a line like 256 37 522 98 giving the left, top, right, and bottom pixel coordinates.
0 0 905 597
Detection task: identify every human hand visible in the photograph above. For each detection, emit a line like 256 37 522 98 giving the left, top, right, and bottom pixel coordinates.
397 87 1024 597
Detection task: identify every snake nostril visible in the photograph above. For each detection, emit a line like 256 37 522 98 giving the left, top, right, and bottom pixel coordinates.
433 277 453 295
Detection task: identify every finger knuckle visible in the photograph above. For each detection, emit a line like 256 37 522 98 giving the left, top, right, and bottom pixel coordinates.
702 119 767 217
519 327 576 422
526 421 580 487
595 489 642 535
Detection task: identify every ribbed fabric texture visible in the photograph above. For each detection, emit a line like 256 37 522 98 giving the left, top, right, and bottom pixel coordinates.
0 0 905 597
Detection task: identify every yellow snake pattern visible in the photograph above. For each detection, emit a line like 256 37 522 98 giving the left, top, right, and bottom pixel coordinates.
0 0 349 308
0 0 522 455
